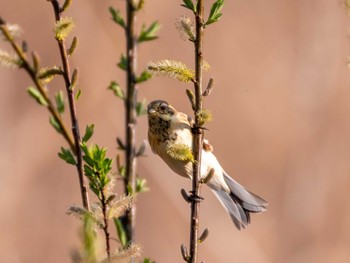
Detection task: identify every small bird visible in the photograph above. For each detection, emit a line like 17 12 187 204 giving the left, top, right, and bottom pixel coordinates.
147 100 267 229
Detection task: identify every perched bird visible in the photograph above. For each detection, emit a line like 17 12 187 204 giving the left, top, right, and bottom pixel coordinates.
147 100 267 230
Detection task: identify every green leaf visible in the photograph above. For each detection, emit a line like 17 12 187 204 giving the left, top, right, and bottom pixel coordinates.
108 81 124 99
55 91 65 114
136 177 149 193
67 36 78 56
114 218 128 249
127 183 133 195
136 0 145 11
75 89 82 101
27 87 48 106
61 0 73 13
117 54 127 71
49 116 62 134
181 0 196 12
136 99 147 117
136 70 152 83
58 147 76 165
138 21 160 43
82 124 94 143
109 7 125 28
205 0 224 26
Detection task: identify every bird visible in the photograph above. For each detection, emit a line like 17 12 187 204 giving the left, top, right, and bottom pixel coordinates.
147 100 267 230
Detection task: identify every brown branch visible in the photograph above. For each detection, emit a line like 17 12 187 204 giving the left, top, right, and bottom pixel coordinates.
120 0 138 246
48 0 90 211
100 190 111 259
0 21 75 151
189 0 204 262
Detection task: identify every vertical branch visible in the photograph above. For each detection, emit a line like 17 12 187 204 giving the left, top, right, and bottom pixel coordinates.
121 0 138 245
49 0 90 211
189 0 204 262
101 190 111 259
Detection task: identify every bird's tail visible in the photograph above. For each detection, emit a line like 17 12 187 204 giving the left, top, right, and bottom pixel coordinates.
211 171 267 230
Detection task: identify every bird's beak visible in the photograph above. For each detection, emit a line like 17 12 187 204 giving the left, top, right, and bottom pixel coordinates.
148 109 156 115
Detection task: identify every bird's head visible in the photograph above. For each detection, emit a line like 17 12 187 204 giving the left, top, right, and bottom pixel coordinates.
147 100 176 121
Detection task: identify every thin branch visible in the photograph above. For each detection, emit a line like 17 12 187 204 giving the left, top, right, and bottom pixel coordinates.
120 0 138 245
189 0 204 262
48 0 90 211
0 20 75 151
100 190 111 259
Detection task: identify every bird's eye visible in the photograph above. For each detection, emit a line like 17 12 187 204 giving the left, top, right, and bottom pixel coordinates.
160 104 167 111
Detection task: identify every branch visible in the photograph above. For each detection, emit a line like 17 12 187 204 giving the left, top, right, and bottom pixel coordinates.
100 189 111 259
120 0 138 246
48 0 90 211
189 0 204 262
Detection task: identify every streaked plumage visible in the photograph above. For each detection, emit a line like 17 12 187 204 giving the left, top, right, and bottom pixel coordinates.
147 100 267 229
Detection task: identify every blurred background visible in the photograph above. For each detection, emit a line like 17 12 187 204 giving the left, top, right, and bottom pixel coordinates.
1 0 350 262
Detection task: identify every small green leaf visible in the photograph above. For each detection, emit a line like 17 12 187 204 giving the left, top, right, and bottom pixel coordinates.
136 0 145 11
108 81 124 99
31 52 39 72
136 70 152 83
109 7 125 28
127 183 133 195
75 89 82 101
186 89 195 111
55 91 65 114
61 0 73 13
67 36 78 56
70 68 79 90
82 124 94 143
50 116 62 133
181 0 196 12
117 54 127 71
205 0 224 26
136 177 149 193
114 218 128 249
27 87 48 106
118 165 126 177
58 146 76 165
136 99 147 117
138 21 160 43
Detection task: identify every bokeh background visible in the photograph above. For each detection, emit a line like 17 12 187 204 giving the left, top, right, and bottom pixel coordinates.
1 0 350 262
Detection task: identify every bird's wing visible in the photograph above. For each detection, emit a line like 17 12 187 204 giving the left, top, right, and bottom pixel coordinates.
148 131 158 154
175 112 193 128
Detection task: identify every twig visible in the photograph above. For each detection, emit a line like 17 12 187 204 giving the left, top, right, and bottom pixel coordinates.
48 0 90 211
100 189 111 259
120 0 138 245
189 1 204 262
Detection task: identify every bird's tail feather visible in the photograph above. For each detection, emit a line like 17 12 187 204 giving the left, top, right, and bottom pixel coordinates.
210 172 267 230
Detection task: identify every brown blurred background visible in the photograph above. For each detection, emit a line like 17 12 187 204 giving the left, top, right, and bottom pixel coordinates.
1 0 350 262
